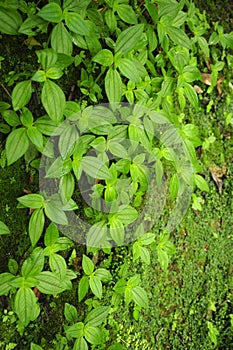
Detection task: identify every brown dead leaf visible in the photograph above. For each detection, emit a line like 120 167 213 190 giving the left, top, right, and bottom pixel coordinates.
194 85 204 94
201 73 212 86
209 165 227 194
217 76 225 95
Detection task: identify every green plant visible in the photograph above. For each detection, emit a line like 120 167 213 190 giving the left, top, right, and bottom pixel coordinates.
0 0 232 348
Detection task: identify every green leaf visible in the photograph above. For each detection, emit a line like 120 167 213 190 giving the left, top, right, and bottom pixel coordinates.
0 221 10 235
167 26 191 49
109 219 125 246
59 123 79 159
41 80 66 124
157 247 169 271
31 70 47 82
21 247 44 278
8 258 18 275
117 58 141 83
81 156 112 180
85 306 110 327
20 107 33 127
64 303 78 323
44 201 68 225
73 337 88 350
38 3 63 23
93 49 113 66
78 275 89 302
115 205 138 225
115 24 144 55
116 4 137 25
132 286 148 308
2 109 20 126
14 287 39 326
6 128 29 165
12 80 32 111
51 22 73 55
59 173 75 203
44 223 59 247
0 7 22 34
84 325 102 344
34 116 57 136
17 194 44 209
0 272 15 295
49 253 67 279
82 255 94 275
107 140 128 158
36 271 66 294
183 82 199 110
30 344 43 350
197 36 210 60
36 48 58 70
66 322 84 339
182 65 202 83
105 68 122 104
65 12 89 35
89 276 102 299
27 126 44 151
46 67 63 80
105 9 117 32
86 221 108 248
194 174 209 192
169 173 179 200
29 208 45 247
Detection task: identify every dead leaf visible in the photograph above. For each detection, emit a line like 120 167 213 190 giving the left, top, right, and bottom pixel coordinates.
209 165 227 194
24 37 41 47
194 85 204 94
217 76 225 95
201 73 212 86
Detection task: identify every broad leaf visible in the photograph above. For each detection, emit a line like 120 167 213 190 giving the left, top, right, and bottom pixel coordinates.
85 306 110 326
82 255 94 275
116 4 137 25
44 223 59 247
27 126 44 151
81 156 112 180
36 48 58 70
115 205 138 225
21 247 44 278
44 201 68 225
115 24 144 55
132 286 148 308
38 3 63 23
14 287 39 326
17 194 44 209
89 275 102 299
65 12 89 35
36 271 66 294
105 68 122 104
183 82 199 110
0 272 15 295
78 275 89 302
12 80 32 111
49 253 67 279
64 303 78 323
29 208 45 246
93 49 113 66
0 221 10 235
41 79 66 124
51 22 73 55
0 7 22 34
66 322 84 339
84 325 102 345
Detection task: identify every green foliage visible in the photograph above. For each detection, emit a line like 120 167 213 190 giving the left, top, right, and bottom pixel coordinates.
0 0 232 348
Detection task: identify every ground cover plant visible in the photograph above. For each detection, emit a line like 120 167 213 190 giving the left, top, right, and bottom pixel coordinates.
0 0 232 349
